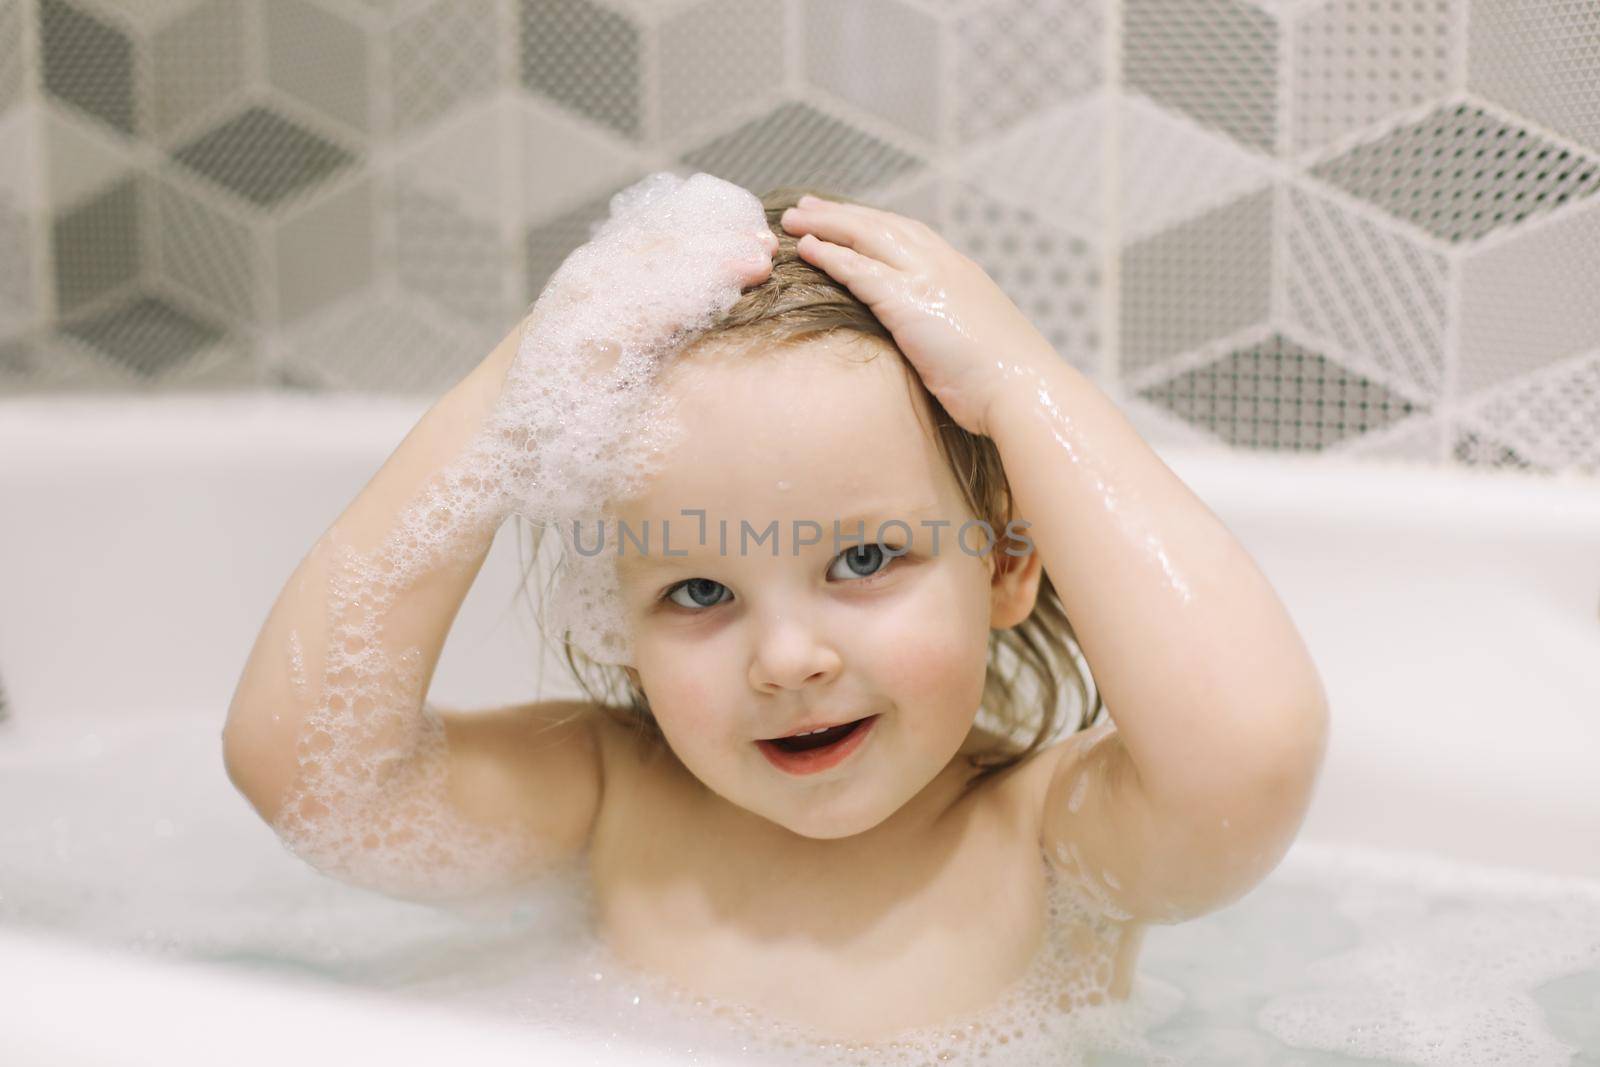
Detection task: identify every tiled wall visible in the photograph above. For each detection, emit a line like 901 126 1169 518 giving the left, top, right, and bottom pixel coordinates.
0 0 1595 477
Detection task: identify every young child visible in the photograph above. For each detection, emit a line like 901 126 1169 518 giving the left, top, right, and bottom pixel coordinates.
222 173 1328 1053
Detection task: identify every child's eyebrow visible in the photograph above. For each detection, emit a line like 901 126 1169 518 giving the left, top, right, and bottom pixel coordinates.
613 500 942 578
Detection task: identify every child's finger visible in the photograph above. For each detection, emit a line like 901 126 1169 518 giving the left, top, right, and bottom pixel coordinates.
782 202 920 271
794 233 899 309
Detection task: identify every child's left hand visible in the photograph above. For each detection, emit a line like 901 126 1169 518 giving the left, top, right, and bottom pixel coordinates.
779 194 1059 438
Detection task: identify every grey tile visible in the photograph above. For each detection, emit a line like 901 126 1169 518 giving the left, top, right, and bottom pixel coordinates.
170 105 358 208
264 0 371 134
953 0 1105 145
391 0 500 136
1469 0 1600 155
150 0 247 138
394 180 504 325
1283 184 1450 399
40 0 136 134
1119 187 1273 374
1137 333 1425 452
1451 426 1550 473
680 100 924 199
518 0 641 140
1293 0 1459 154
1124 0 1278 154
155 176 260 322
0 0 24 118
0 192 33 313
52 174 141 316
945 182 1101 373
659 0 784 142
59 292 226 378
523 182 632 306
1310 102 1600 244
805 0 939 145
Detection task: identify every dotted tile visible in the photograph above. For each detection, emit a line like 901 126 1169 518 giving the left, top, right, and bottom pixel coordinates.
518 0 641 140
60 292 225 378
1124 0 1279 153
170 105 358 208
40 0 135 134
52 174 141 316
1137 332 1424 451
1309 101 1600 244
1119 187 1273 374
680 100 924 200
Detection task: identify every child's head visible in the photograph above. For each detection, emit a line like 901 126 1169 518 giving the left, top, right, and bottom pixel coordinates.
526 186 1103 838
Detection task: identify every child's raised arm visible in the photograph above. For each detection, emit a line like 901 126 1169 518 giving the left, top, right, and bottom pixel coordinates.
222 173 775 902
779 195 1329 925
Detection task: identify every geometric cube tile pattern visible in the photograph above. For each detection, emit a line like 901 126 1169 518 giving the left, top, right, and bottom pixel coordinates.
1137 332 1425 451
0 0 1595 479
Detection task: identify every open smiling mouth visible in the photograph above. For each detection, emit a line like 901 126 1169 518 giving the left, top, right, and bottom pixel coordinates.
756 715 879 776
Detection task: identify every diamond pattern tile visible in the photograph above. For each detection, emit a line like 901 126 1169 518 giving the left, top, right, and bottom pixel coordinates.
946 182 1101 373
1124 0 1279 154
953 0 1105 145
1310 102 1600 244
518 0 641 140
394 179 505 325
1451 425 1548 473
1460 198 1600 395
805 0 939 145
959 96 1104 240
1470 350 1600 475
391 0 499 136
0 0 24 117
264 0 370 133
170 105 358 208
680 100 924 199
155 175 260 321
0 192 32 313
52 173 140 315
40 0 135 134
658 0 784 143
150 0 247 139
1137 333 1425 451
59 292 225 378
1469 0 1600 154
1120 188 1273 374
273 176 374 325
1116 92 1274 243
280 293 485 393
2 0 1597 480
1292 0 1461 155
1283 183 1450 398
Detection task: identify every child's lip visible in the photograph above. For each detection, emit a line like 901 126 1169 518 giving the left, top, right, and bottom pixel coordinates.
758 714 873 741
756 716 878 776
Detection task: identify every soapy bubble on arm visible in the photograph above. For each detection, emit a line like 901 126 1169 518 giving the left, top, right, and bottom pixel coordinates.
266 173 770 901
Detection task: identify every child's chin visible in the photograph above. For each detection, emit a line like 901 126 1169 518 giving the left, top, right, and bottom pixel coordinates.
766 794 897 842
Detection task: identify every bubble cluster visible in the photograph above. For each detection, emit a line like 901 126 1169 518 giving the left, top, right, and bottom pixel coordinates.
561 853 1185 1066
268 172 771 899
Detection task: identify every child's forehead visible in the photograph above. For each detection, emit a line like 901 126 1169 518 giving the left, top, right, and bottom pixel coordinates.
624 334 951 515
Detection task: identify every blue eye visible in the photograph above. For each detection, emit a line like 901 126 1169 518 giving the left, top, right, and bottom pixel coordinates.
665 577 732 610
827 543 892 581
659 544 901 612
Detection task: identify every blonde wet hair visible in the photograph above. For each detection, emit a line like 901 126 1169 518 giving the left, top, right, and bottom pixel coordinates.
515 185 1105 794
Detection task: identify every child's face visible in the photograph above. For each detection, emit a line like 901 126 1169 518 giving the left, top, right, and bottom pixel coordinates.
611 333 1015 840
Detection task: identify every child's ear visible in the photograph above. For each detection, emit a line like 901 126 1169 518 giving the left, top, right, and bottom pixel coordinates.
988 530 1043 631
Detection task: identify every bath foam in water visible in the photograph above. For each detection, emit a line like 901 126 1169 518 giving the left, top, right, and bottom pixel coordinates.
269 171 771 901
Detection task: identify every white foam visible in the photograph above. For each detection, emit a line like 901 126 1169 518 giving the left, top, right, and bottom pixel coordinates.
268 172 771 900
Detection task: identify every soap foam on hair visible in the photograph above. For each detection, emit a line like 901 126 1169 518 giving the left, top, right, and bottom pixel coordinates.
270 171 769 900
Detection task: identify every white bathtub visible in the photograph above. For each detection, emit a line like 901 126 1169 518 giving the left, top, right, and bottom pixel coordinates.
2 394 1598 1064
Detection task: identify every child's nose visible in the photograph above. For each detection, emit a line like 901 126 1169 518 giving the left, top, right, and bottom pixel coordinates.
748 615 842 693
